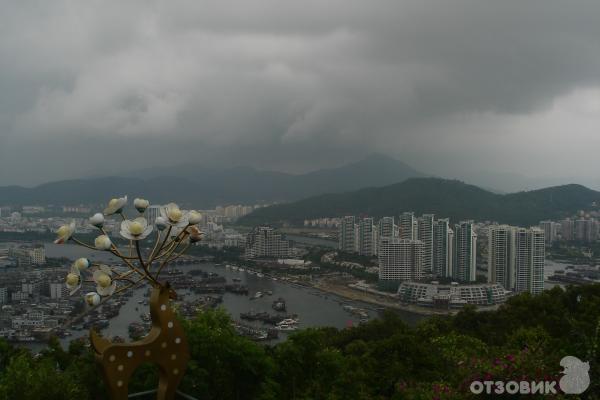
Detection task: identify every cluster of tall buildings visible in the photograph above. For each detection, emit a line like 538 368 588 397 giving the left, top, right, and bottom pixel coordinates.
487 225 545 295
338 213 476 286
0 245 46 268
539 216 599 243
215 204 262 220
339 213 545 295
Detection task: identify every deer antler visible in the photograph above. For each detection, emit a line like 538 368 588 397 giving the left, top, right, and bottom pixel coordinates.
54 197 203 307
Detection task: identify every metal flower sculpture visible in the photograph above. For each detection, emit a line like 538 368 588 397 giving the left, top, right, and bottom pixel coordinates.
54 196 203 400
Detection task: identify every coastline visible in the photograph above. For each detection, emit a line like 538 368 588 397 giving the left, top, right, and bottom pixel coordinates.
306 279 457 317
303 278 503 317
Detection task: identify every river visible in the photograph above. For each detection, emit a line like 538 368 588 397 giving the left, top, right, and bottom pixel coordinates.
40 244 423 350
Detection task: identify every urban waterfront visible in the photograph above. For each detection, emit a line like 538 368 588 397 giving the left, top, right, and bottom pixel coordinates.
41 243 424 350
5 242 579 354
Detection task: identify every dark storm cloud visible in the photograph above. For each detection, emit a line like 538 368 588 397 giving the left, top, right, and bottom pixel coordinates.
1 0 600 187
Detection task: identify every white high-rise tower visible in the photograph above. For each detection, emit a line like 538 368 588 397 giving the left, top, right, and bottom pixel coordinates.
515 227 545 295
488 225 516 290
453 221 477 282
338 216 356 253
399 212 415 240
433 218 453 277
358 218 376 256
417 214 434 276
378 237 424 285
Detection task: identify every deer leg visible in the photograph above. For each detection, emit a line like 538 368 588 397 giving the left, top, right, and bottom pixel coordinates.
97 351 137 400
106 378 130 400
156 366 186 400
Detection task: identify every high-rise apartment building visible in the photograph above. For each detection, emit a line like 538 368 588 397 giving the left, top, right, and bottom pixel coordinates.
453 221 477 282
378 216 396 238
417 214 434 276
487 225 515 290
245 226 290 258
29 245 45 265
514 227 545 295
574 219 586 241
338 216 356 253
539 220 558 244
399 212 415 240
433 218 453 277
560 219 574 241
585 219 598 242
378 237 424 286
574 218 597 242
358 218 376 256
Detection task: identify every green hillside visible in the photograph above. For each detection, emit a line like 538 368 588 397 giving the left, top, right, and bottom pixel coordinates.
1 285 599 398
239 178 600 226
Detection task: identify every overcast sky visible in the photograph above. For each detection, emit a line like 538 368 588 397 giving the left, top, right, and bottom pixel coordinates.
1 1 600 190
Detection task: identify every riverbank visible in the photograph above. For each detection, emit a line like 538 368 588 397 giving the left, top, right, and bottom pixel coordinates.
308 278 450 316
306 277 503 317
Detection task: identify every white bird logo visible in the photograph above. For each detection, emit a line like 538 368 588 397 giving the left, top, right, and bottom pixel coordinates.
559 356 590 394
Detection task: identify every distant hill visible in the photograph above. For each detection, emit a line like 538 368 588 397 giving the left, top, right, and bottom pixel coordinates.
0 154 426 207
238 178 600 226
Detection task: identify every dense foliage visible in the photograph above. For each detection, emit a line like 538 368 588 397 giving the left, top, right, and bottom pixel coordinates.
1 284 599 399
239 178 600 226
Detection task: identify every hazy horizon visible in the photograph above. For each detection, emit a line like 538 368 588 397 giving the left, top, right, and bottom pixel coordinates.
1 1 600 191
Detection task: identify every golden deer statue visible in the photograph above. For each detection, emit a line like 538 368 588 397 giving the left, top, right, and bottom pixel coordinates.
90 284 190 399
55 197 203 399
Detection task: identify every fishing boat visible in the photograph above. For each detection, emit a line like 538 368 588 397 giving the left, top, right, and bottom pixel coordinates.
276 318 299 326
272 298 286 312
276 324 298 332
250 291 263 300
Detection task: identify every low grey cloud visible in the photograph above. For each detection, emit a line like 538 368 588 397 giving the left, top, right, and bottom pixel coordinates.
1 0 600 189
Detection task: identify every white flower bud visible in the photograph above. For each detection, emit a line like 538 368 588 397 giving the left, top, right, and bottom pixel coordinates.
188 211 202 225
89 213 105 228
94 235 112 251
134 198 150 212
155 216 168 231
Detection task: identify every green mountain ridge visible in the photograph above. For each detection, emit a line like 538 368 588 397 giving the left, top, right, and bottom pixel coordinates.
239 178 600 226
0 154 426 207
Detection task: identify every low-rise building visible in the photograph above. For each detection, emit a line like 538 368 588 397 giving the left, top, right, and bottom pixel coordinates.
398 281 507 308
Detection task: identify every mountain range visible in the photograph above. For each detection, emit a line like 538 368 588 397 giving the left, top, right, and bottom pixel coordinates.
238 178 600 227
0 154 425 207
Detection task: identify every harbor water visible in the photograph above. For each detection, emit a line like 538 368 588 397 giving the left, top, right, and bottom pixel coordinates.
42 244 423 349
